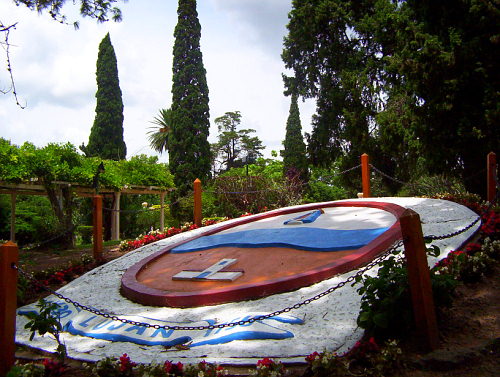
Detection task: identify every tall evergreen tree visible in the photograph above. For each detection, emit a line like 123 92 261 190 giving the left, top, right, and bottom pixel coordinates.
81 32 126 160
283 0 499 196
169 0 210 195
281 94 308 180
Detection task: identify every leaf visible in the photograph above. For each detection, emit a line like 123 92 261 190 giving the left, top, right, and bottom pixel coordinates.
373 313 389 328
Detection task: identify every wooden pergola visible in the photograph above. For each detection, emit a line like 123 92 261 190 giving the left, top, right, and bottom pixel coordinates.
0 181 173 242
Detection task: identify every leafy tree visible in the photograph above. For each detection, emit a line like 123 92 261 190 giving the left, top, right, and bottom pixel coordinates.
211 111 265 174
387 0 499 195
282 0 379 173
169 0 211 196
147 108 172 155
81 32 126 161
281 94 308 180
12 0 124 24
283 0 499 197
0 138 175 247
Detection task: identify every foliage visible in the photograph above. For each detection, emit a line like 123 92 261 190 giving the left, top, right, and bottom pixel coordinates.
435 233 500 282
283 0 499 197
304 338 404 377
23 299 67 361
211 174 303 218
281 94 308 181
6 362 45 377
0 139 174 189
87 354 136 377
398 174 468 197
0 195 60 247
148 108 172 154
76 225 94 244
119 224 198 252
249 358 285 377
303 165 349 203
169 0 211 197
355 245 457 339
81 32 126 161
0 139 173 247
211 111 265 174
87 356 228 377
13 0 125 25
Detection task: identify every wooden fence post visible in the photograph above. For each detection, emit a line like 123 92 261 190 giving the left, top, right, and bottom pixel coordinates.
160 192 166 232
0 241 18 376
193 179 202 227
487 152 497 203
93 195 103 261
361 153 371 198
400 209 439 351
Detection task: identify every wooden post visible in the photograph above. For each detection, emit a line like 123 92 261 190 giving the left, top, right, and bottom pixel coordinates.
193 179 202 227
92 195 103 261
111 192 121 241
10 193 16 242
400 209 439 351
487 152 497 203
361 153 371 198
160 192 166 232
0 241 18 376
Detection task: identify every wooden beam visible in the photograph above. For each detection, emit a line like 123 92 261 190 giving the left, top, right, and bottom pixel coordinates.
93 195 103 261
160 192 166 232
194 178 202 227
0 241 18 375
400 208 439 351
361 153 371 198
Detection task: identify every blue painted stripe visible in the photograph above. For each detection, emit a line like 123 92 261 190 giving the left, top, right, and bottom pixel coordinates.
171 227 389 253
284 209 323 224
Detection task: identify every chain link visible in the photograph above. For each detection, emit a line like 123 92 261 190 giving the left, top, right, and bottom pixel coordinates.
424 215 481 241
369 164 410 186
15 241 402 331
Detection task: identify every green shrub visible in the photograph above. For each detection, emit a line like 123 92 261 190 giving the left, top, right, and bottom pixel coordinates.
398 174 467 197
76 225 94 244
355 245 457 339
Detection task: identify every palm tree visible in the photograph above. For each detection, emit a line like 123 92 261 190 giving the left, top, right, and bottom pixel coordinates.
147 108 172 154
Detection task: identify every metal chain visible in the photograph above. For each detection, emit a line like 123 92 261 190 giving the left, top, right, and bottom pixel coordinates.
369 164 410 186
15 241 402 331
338 164 362 176
424 215 481 241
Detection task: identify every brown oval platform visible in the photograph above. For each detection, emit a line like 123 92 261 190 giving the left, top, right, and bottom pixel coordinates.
121 201 407 307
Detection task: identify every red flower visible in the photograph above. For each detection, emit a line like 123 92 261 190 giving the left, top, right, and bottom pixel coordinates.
305 351 320 363
164 360 183 376
119 353 136 373
42 358 65 376
257 357 274 368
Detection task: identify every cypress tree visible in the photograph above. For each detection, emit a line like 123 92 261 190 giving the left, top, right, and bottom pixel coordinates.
169 0 210 195
81 32 126 161
281 94 308 180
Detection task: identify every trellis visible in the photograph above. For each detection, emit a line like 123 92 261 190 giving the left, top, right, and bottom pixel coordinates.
0 181 173 243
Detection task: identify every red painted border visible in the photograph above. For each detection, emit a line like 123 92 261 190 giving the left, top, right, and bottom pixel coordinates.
121 201 407 307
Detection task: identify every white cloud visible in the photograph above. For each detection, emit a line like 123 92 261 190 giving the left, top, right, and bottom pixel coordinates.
0 0 315 161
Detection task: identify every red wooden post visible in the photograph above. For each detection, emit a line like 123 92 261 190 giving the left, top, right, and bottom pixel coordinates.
487 152 497 203
400 209 439 351
93 195 103 261
361 153 371 198
0 241 18 376
193 179 202 228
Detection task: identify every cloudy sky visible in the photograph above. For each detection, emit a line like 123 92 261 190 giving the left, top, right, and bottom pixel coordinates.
0 0 315 162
